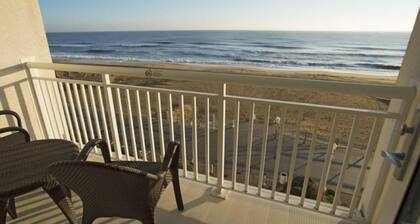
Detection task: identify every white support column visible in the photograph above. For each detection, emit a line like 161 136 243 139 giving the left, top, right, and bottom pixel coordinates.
102 74 122 159
22 61 48 139
360 10 420 223
212 82 227 198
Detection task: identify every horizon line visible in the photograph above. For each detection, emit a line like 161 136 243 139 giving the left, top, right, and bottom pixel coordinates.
45 29 412 33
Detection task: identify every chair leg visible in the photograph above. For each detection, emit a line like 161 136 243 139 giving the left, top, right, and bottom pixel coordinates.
43 185 77 224
81 214 96 224
0 198 8 224
136 211 155 224
61 186 72 202
7 197 17 219
170 168 184 211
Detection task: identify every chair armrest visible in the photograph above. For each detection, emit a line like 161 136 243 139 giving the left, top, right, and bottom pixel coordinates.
49 160 161 183
0 126 30 142
76 139 111 163
107 162 162 180
0 110 22 127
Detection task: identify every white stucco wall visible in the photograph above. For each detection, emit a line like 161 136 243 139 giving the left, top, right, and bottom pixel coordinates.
359 10 420 223
0 0 59 139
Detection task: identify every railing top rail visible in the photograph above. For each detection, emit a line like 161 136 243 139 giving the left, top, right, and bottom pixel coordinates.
35 76 218 97
26 62 416 100
226 95 400 119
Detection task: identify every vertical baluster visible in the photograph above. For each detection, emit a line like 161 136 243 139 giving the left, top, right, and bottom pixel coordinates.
215 83 226 195
285 110 303 202
135 90 147 161
348 118 379 218
192 96 198 180
88 85 102 140
102 74 122 160
49 80 69 140
80 84 95 142
205 97 210 183
96 86 112 155
180 94 187 177
84 85 102 153
145 91 156 161
167 94 175 141
300 113 321 206
331 116 360 214
156 92 165 159
315 113 339 209
116 88 130 160
245 103 256 192
258 104 271 196
45 81 62 138
232 101 240 189
58 82 75 142
65 83 82 147
72 83 88 144
126 89 139 160
40 80 59 138
271 108 286 199
32 79 53 138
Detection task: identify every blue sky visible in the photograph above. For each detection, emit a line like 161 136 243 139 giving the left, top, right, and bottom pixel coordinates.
39 0 419 32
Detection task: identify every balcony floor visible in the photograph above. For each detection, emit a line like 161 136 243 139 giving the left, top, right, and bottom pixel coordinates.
7 178 355 224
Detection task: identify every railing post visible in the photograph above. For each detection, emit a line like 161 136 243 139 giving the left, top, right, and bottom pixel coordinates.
102 74 122 159
212 82 227 198
22 61 48 139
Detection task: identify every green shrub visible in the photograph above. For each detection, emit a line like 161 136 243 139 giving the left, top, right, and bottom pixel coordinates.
280 176 337 202
178 160 194 171
322 188 335 203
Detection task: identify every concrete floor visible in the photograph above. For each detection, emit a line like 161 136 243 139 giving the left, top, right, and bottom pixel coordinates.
7 178 357 224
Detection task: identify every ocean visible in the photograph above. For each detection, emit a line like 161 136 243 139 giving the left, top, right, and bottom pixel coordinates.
46 31 410 75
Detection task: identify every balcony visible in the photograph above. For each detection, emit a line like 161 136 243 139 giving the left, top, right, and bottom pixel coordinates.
1 61 417 223
8 176 359 224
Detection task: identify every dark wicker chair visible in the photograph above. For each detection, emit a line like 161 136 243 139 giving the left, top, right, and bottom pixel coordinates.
0 110 29 219
49 139 184 224
0 110 78 224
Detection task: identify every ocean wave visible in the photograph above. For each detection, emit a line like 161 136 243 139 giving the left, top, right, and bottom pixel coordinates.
345 52 401 58
153 41 174 44
292 51 401 58
50 43 92 47
345 46 404 51
52 54 140 61
165 58 194 63
307 62 350 67
190 42 230 46
111 43 160 48
356 63 400 70
232 58 278 64
85 49 116 53
232 58 306 65
241 49 278 54
260 44 303 50
281 60 303 65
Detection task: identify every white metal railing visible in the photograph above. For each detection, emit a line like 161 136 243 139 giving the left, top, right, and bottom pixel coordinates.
23 62 416 221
